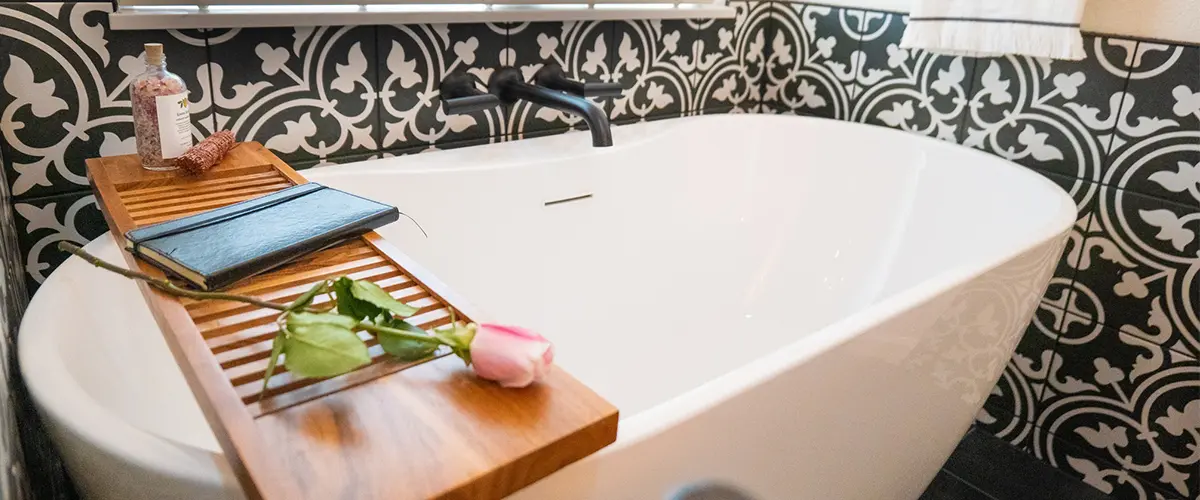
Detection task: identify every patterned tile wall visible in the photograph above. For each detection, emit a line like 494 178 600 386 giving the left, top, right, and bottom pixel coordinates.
757 4 1199 499
0 2 766 297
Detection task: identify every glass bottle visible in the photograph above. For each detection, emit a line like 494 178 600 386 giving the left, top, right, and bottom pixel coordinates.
130 43 192 171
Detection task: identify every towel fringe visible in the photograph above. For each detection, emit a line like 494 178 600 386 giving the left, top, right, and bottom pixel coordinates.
900 21 1086 60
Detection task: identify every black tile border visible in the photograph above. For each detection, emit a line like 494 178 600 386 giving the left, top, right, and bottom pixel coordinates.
920 469 998 500
940 427 1115 500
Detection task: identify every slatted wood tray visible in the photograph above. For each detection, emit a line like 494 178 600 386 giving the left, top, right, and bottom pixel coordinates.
85 143 618 500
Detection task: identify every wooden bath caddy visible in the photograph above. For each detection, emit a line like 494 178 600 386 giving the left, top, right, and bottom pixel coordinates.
85 144 618 500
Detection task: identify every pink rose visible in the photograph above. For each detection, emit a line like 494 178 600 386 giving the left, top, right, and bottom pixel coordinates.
469 324 554 388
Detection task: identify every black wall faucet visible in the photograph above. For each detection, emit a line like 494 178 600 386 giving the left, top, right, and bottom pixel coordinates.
439 64 623 148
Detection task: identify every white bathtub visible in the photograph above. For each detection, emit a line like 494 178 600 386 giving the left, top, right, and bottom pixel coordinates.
18 115 1075 500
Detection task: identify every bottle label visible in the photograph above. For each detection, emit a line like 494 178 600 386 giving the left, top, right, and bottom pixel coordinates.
155 92 192 159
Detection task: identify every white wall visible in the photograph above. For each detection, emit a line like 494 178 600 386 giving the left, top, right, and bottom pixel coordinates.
815 0 1200 45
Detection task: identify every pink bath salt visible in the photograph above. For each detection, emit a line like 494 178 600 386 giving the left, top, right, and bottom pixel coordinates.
130 43 192 171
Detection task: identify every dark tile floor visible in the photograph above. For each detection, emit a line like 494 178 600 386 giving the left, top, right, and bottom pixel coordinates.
921 427 1113 500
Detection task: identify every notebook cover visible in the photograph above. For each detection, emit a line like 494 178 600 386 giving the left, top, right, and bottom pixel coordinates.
125 183 399 290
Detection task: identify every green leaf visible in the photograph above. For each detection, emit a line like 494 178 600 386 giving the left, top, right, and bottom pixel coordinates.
376 318 438 361
350 279 419 317
333 276 380 320
259 328 286 399
287 311 360 330
283 320 370 379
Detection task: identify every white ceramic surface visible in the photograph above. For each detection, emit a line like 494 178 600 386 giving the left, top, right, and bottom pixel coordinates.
18 114 1076 500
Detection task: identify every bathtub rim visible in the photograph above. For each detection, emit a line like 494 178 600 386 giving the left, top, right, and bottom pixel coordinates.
302 114 1080 451
16 113 1079 488
17 236 234 489
609 227 1072 451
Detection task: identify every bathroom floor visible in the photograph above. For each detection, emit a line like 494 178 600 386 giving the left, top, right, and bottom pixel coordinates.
919 427 1114 500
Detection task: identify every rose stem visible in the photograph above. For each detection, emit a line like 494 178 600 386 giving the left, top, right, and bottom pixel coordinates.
357 323 445 345
58 241 291 311
56 242 436 344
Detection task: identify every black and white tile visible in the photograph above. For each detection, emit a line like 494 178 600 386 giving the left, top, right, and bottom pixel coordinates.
11 190 106 292
937 427 1119 500
1037 172 1098 316
506 20 614 136
208 26 378 165
976 309 1058 450
505 12 765 135
1033 166 1200 500
609 19 693 122
960 36 1135 182
763 3 861 120
852 12 972 141
1032 425 1184 500
977 301 1112 453
687 2 770 114
378 23 508 149
1036 311 1198 499
986 305 1064 417
1070 186 1199 359
1102 42 1200 210
0 2 214 199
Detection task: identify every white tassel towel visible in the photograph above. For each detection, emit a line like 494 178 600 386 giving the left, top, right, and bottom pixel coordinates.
900 0 1088 60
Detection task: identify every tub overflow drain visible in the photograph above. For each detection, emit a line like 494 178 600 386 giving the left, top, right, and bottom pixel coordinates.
544 193 593 206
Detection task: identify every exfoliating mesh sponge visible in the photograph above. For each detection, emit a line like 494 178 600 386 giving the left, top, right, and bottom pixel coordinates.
177 130 236 175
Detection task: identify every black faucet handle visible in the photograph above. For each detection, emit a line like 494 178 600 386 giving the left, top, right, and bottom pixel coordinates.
439 71 501 114
534 63 623 98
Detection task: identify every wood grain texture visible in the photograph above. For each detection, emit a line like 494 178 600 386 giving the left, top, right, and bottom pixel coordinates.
85 144 619 500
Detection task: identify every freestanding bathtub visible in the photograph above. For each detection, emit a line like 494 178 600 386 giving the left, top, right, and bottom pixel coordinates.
18 114 1076 500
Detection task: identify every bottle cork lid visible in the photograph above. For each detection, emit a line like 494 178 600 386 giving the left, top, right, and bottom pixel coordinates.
144 43 164 65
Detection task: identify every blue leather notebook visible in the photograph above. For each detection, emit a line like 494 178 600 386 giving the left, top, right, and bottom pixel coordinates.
124 183 399 290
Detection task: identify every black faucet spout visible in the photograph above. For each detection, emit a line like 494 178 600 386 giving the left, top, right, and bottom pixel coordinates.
490 67 613 148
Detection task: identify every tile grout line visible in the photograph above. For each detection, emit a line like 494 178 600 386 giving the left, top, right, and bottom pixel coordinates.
1005 299 1065 420
1027 161 1200 213
1070 39 1198 208
372 24 384 156
952 58 980 145
6 189 98 205
501 21 510 143
848 4 864 120
1030 311 1064 417
605 19 617 125
760 0 777 115
202 28 217 136
940 468 1003 500
755 0 772 114
979 399 1036 445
